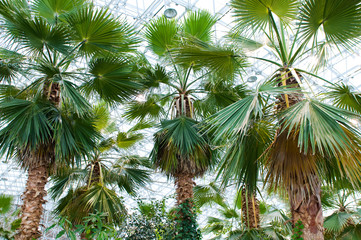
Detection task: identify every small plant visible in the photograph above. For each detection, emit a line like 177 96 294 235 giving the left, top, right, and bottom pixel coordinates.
292 220 304 240
47 211 119 240
0 195 21 240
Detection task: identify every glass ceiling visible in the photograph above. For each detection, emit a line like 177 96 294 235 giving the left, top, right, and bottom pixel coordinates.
1 0 361 239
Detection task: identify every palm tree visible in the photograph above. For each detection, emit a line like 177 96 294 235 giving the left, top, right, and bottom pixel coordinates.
49 104 151 230
176 1 361 239
141 11 248 208
0 0 140 239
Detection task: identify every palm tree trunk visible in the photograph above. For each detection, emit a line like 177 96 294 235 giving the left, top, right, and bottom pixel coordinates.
241 188 260 229
289 174 324 240
175 173 195 205
15 162 49 240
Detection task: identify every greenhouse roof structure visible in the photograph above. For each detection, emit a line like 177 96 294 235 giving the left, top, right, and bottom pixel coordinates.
1 0 361 239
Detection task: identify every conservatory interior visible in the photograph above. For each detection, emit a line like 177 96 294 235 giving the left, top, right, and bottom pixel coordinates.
1 0 361 239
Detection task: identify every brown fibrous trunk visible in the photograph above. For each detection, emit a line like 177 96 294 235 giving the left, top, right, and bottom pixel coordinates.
15 163 49 240
174 173 195 205
241 188 260 229
289 174 324 240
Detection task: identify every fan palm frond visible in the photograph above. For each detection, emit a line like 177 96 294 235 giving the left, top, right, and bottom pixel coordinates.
83 57 142 104
182 10 216 43
299 0 361 49
144 16 178 56
230 0 299 33
326 83 361 114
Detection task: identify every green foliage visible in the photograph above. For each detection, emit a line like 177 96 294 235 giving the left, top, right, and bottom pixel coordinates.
172 199 201 240
292 220 304 240
151 116 214 177
47 212 119 240
0 195 21 239
119 198 174 240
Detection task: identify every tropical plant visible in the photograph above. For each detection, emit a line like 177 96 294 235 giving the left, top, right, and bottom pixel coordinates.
173 1 361 239
0 195 21 240
49 105 151 228
141 10 248 210
47 212 120 240
119 198 174 240
194 183 292 240
0 0 140 239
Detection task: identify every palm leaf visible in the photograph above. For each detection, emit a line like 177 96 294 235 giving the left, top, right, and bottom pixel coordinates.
66 6 138 55
326 83 361 114
231 0 299 33
324 211 354 234
299 0 361 49
0 99 53 152
116 132 143 149
83 57 142 104
182 10 216 42
173 39 248 79
33 0 87 23
123 96 164 121
144 16 178 56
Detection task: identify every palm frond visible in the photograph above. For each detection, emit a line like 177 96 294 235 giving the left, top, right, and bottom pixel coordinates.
66 6 138 55
33 0 87 24
51 108 99 160
324 211 354 234
279 99 361 157
173 39 248 79
144 16 178 56
123 96 164 121
206 81 287 141
83 57 142 104
2 13 70 55
182 10 216 42
116 132 143 149
0 48 24 83
49 167 88 199
231 0 299 33
326 83 361 114
107 157 151 195
0 98 53 152
299 0 361 49
193 182 227 208
218 121 273 191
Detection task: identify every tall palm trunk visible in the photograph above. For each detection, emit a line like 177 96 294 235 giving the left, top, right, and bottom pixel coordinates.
175 173 195 205
277 70 324 239
289 175 323 240
16 161 49 240
16 81 60 240
241 188 259 229
174 94 196 206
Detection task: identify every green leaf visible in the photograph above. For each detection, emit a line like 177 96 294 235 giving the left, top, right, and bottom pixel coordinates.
84 57 142 104
116 132 143 149
183 10 216 42
299 0 361 49
151 116 214 177
324 211 353 233
144 16 178 56
231 0 299 32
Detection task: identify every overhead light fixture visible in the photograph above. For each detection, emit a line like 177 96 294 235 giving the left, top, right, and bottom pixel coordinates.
247 76 258 83
164 8 177 18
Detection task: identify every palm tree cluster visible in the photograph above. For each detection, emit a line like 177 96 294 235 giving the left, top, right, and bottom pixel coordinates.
1 0 361 239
